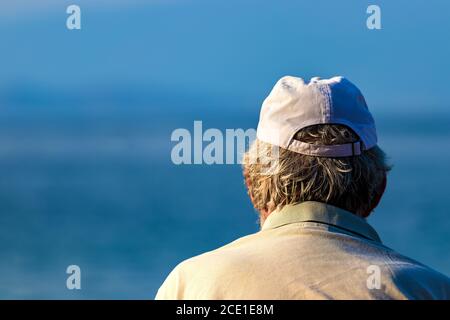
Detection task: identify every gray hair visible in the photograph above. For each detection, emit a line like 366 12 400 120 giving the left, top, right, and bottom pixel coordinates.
242 124 391 217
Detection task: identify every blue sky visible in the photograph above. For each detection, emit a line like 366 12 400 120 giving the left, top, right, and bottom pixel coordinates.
0 0 449 113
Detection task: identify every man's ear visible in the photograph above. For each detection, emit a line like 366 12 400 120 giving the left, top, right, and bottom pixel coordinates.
362 172 387 218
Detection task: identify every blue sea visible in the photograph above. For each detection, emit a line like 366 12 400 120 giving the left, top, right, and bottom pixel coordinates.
0 93 449 299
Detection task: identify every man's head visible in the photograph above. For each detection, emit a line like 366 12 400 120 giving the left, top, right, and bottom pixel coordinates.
243 76 391 225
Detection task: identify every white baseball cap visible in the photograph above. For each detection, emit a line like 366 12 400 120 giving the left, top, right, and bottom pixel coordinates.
256 76 377 157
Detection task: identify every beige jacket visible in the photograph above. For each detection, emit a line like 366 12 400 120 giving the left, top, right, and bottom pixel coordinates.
156 201 450 299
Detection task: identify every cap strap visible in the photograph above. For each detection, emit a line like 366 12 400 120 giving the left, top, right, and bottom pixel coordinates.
287 140 362 157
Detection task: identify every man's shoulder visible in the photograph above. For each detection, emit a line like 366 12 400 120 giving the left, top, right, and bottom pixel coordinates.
177 231 263 269
155 232 262 299
383 250 450 299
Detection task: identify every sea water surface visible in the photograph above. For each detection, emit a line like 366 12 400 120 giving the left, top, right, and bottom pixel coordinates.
0 97 449 299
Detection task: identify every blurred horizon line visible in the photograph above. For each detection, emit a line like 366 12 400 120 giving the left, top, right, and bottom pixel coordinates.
1 82 449 116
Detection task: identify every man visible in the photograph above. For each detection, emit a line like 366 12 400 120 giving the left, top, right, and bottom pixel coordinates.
156 76 450 299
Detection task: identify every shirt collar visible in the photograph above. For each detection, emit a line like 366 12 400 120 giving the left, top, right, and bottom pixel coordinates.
261 201 382 243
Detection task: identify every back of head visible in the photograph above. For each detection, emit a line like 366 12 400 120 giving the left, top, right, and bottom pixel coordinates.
244 76 391 220
243 124 390 219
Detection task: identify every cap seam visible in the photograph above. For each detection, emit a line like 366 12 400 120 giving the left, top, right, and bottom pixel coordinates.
325 84 332 121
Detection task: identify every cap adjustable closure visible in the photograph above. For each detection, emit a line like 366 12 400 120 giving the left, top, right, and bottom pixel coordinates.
288 138 363 157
